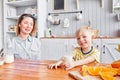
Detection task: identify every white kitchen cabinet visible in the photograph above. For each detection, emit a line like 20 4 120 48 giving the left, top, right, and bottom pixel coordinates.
0 0 2 21
41 38 101 60
101 38 120 64
112 0 120 13
0 21 3 49
41 39 68 60
0 0 3 49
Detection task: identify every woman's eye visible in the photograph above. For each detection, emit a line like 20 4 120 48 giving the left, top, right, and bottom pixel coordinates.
24 22 28 24
30 23 33 26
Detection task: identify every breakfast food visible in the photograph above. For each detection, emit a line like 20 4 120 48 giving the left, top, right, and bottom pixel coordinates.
111 60 120 68
80 65 119 80
111 59 120 75
99 72 115 80
69 64 120 80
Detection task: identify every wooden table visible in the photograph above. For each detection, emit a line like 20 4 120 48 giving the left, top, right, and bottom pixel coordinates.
0 59 89 80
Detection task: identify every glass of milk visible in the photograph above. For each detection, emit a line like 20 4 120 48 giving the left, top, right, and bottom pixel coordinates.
4 54 14 63
63 55 73 63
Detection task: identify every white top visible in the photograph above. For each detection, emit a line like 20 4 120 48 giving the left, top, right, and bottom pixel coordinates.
4 36 41 60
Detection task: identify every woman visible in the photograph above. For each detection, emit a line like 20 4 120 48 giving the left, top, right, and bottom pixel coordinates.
4 14 41 60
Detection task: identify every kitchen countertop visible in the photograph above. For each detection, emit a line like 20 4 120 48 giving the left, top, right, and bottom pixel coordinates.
40 36 120 39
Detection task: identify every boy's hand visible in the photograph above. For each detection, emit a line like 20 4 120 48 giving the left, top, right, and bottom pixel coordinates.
63 61 75 70
48 60 63 69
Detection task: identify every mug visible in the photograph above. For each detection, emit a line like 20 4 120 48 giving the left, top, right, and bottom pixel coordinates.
4 54 14 63
63 55 73 63
76 13 82 20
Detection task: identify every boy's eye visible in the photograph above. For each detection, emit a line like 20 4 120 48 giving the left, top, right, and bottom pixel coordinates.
83 36 87 38
77 38 80 40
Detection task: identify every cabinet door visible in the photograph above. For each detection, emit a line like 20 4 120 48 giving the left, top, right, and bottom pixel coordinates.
0 21 3 49
92 39 102 62
92 39 101 51
41 39 67 60
66 39 78 55
101 39 120 64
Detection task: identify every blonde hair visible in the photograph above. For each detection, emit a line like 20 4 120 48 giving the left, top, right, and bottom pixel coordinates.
16 14 37 36
75 26 98 38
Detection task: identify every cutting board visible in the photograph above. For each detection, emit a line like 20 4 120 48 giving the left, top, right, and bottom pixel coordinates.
69 70 120 80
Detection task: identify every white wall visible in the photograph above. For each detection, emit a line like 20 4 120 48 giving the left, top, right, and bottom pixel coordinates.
47 0 120 37
0 0 3 49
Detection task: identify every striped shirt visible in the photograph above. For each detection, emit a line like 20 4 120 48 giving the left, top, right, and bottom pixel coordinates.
72 47 100 62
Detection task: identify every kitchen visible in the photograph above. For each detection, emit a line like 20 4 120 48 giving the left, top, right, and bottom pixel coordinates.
0 0 120 80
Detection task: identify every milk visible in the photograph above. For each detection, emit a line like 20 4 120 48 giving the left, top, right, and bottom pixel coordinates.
63 55 73 63
4 54 14 63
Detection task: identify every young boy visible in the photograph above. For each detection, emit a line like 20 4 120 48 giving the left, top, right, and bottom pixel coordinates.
48 26 100 70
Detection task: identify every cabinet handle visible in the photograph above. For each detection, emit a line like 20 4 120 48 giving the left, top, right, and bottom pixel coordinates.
103 45 105 54
96 45 99 49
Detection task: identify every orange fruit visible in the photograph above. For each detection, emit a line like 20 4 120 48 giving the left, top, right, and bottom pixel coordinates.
81 65 119 79
117 68 120 75
99 67 118 80
111 60 120 68
81 65 88 76
87 66 102 76
99 72 115 80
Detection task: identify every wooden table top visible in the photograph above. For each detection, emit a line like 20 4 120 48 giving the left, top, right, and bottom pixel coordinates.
0 59 92 80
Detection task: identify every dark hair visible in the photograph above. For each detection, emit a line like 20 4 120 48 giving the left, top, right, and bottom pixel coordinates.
16 14 37 36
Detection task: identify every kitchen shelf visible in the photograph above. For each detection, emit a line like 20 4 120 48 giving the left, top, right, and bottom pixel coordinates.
112 0 120 13
6 31 16 33
6 0 37 7
7 16 19 20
